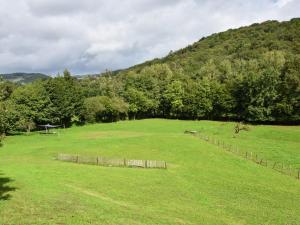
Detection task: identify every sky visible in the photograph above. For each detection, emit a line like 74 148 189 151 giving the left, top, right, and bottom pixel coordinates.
0 0 299 75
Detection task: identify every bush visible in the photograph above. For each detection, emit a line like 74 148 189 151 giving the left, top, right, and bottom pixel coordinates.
234 122 251 134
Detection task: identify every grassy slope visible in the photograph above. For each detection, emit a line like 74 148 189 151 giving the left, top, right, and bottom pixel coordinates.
193 121 300 169
0 119 299 225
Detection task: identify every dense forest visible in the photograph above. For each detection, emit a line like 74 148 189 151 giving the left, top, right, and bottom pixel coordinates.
1 18 300 135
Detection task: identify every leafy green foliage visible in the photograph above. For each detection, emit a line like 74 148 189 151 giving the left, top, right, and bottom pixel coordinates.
10 82 52 132
83 96 128 123
0 101 19 135
114 18 300 123
0 79 16 101
43 70 84 127
1 19 300 134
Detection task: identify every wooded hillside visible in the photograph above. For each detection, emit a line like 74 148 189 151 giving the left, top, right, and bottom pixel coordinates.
1 18 300 135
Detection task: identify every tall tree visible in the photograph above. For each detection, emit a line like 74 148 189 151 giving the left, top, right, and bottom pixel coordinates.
44 71 84 127
10 82 52 132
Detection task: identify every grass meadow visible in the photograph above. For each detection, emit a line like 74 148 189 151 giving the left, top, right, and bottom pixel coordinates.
0 119 300 225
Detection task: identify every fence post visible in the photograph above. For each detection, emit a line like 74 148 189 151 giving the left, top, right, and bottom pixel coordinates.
245 152 248 159
266 160 268 167
96 156 99 165
273 162 277 169
76 155 79 163
298 169 300 180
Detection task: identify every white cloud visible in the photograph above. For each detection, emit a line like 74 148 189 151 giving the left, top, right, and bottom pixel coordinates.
275 0 293 7
0 0 299 75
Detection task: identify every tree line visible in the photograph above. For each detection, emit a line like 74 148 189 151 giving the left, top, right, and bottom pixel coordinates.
0 51 299 136
1 19 300 135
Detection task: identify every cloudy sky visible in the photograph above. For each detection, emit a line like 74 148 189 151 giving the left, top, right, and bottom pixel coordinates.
0 0 299 75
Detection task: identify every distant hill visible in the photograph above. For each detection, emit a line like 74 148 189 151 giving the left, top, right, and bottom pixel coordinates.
119 18 300 75
0 73 50 84
75 73 102 79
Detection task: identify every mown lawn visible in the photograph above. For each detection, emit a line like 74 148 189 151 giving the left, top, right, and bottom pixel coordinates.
0 119 299 225
192 121 300 168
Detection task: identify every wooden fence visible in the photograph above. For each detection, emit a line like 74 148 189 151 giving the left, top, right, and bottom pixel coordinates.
185 131 300 180
57 153 167 169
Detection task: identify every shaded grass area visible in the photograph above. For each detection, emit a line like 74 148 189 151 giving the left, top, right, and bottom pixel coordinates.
0 174 16 201
0 119 299 225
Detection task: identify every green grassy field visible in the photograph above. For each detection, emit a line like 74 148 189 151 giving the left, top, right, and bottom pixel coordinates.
0 119 300 225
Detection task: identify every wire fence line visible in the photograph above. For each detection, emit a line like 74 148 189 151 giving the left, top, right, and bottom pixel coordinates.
185 132 300 180
57 153 167 169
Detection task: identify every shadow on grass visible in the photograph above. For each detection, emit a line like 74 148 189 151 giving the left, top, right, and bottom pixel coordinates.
0 174 16 201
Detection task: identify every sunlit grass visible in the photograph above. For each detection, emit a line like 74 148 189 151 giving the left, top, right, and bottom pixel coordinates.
0 119 299 225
